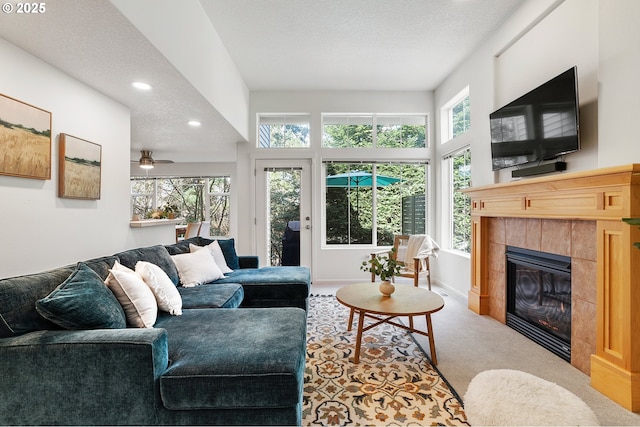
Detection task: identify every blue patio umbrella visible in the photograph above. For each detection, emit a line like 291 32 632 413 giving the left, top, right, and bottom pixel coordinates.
325 170 401 188
326 171 401 215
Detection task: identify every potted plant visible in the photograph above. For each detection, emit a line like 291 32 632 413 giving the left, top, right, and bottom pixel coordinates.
162 203 179 219
147 209 167 219
360 247 402 296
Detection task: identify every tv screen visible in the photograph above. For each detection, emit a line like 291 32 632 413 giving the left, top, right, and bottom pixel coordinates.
490 67 580 171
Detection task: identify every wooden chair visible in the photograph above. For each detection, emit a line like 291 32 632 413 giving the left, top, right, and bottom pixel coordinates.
198 221 211 238
183 222 202 239
369 234 436 290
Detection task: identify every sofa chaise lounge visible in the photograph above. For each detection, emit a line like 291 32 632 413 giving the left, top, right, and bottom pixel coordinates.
0 237 310 425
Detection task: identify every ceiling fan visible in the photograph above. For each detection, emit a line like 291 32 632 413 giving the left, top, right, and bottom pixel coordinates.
132 150 174 169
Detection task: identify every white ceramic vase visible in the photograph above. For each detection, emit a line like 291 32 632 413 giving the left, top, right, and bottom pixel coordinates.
379 280 395 296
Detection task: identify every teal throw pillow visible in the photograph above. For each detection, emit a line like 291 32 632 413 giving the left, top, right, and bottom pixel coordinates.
36 262 126 329
217 238 240 270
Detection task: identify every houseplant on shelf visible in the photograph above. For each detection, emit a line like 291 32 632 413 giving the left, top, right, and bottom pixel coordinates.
162 203 179 219
361 247 402 296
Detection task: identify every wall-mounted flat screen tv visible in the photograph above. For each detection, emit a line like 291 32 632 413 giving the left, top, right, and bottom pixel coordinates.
490 67 580 171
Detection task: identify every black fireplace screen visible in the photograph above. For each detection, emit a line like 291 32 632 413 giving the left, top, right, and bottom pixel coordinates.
506 246 571 361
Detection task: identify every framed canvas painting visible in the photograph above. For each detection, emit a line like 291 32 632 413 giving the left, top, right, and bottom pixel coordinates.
0 93 52 180
58 133 102 199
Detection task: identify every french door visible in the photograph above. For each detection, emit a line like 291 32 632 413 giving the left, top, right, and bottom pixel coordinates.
255 159 312 268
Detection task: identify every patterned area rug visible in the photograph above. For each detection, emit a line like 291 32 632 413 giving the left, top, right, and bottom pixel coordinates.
303 295 468 426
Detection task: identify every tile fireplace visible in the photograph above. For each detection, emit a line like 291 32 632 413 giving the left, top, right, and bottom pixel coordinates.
463 164 640 412
506 246 572 362
484 217 595 373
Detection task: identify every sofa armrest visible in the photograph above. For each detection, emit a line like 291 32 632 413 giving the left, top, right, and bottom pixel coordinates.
0 328 168 425
238 255 259 269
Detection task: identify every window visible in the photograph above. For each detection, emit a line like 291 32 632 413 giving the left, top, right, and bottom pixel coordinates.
325 162 427 246
131 179 155 217
323 115 373 148
258 114 310 148
131 176 231 236
442 87 470 143
377 116 427 148
449 148 471 253
323 114 427 148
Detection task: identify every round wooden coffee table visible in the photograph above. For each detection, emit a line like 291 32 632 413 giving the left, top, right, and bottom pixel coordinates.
336 282 445 364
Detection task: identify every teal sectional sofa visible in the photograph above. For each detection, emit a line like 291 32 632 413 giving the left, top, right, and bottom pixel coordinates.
0 237 310 425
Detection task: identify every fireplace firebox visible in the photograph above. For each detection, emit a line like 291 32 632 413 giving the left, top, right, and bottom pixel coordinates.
506 246 571 361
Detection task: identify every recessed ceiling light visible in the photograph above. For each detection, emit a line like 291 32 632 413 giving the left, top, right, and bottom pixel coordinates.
188 120 201 127
132 81 152 91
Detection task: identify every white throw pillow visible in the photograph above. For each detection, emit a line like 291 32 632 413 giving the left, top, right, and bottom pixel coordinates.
189 242 233 274
171 248 224 287
110 259 134 274
105 261 157 328
135 261 183 315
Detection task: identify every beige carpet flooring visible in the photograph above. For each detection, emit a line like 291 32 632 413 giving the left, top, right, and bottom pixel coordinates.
311 280 640 426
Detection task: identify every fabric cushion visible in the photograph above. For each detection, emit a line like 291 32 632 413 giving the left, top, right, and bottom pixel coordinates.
156 307 307 410
189 242 233 274
115 245 180 286
214 266 311 299
171 249 224 287
135 261 183 315
0 266 75 337
215 266 311 310
35 263 126 330
164 238 199 256
178 283 244 309
201 238 239 270
105 261 157 328
79 256 119 280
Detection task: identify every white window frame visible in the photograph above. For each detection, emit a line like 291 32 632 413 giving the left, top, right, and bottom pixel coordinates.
322 160 428 247
322 114 428 148
257 114 311 148
440 86 470 144
442 145 471 256
130 176 231 236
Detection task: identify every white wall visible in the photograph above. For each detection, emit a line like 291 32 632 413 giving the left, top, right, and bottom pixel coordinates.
597 0 640 166
0 38 139 278
493 0 599 182
240 91 433 285
433 0 600 297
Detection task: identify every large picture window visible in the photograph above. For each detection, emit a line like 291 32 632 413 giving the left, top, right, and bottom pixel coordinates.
131 176 231 236
325 162 427 246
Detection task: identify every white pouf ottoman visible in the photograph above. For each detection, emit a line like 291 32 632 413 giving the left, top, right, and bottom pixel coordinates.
463 369 599 426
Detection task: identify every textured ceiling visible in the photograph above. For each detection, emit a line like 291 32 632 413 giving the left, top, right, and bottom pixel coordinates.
0 0 524 163
201 0 524 90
